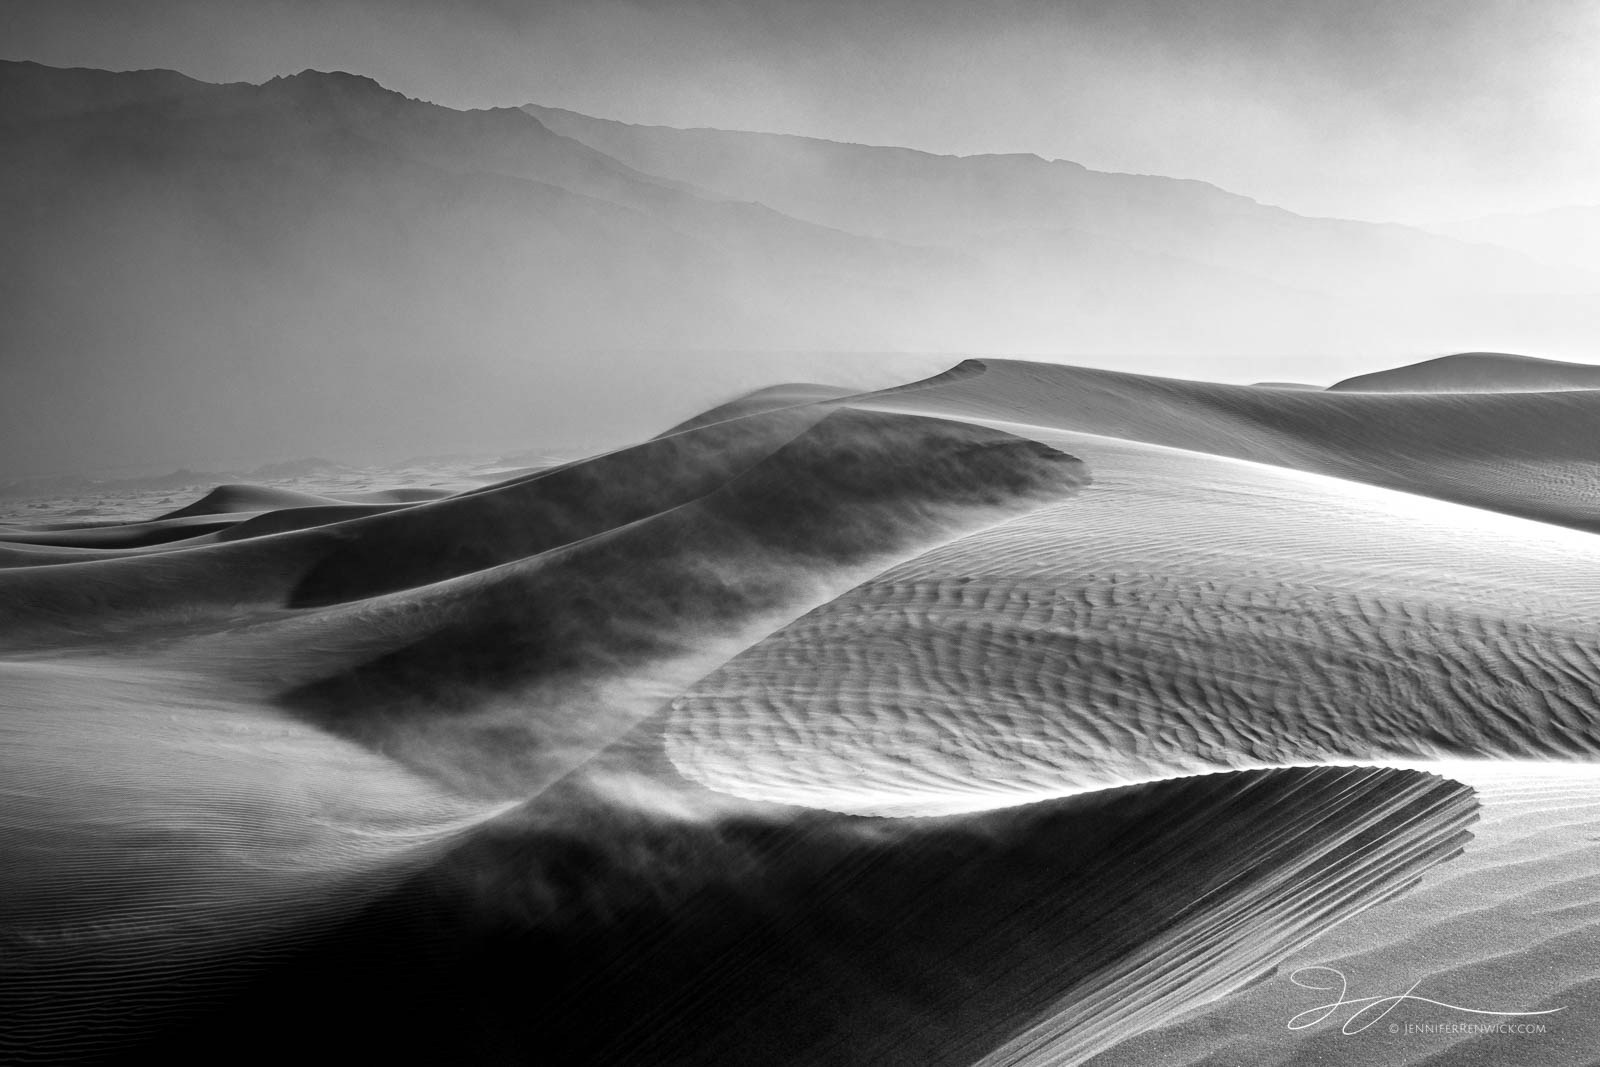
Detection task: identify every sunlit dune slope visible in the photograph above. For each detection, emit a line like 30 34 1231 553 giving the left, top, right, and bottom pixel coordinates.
669 422 1600 813
856 356 1600 532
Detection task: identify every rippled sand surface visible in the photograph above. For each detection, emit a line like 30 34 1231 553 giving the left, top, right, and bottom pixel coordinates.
7 358 1600 1064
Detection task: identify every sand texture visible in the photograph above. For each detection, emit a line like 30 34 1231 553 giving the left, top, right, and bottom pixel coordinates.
6 357 1600 1064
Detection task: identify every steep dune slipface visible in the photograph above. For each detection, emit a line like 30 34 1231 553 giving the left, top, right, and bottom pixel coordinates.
8 357 1600 1064
1090 762 1600 1067
110 766 1473 1067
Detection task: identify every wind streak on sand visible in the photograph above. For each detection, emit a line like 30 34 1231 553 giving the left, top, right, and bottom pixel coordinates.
107 765 1475 1065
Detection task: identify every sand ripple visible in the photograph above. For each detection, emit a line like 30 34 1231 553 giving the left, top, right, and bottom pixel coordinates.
8 356 1600 1063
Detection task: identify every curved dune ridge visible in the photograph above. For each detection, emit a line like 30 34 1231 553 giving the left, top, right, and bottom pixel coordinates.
5 353 1600 1063
1089 761 1600 1066
0 485 457 555
667 428 1600 813
127 765 1471 1066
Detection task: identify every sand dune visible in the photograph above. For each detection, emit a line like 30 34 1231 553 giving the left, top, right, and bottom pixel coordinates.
1087 762 1600 1066
153 483 360 519
669 427 1600 813
0 513 241 549
0 498 417 550
0 406 834 643
8 355 1600 1063
120 765 1465 1066
1332 351 1600 393
267 408 1083 797
857 356 1600 532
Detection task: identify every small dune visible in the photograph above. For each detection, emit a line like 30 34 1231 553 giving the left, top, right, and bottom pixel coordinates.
152 483 357 520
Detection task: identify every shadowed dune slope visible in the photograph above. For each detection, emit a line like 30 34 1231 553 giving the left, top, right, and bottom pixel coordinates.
0 403 837 643
0 513 246 549
100 766 1472 1067
263 408 1084 797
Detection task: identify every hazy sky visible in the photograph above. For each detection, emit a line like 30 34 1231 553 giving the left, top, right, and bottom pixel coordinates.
5 0 1598 223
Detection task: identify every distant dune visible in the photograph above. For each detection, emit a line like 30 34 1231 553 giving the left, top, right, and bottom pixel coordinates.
1330 350 1600 392
9 356 1600 1063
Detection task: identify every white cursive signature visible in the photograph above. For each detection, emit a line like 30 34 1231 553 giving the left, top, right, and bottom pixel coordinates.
1286 966 1566 1035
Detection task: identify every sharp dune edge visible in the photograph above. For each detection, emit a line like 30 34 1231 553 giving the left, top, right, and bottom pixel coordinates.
7 357 1600 1063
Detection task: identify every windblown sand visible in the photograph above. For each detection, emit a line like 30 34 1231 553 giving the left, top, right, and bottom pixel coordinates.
5 357 1600 1064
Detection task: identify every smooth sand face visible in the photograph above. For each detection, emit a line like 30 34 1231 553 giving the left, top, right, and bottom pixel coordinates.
5 356 1600 1063
1331 351 1600 393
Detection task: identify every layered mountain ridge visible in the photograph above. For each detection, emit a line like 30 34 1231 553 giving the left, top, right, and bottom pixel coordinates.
3 59 1599 481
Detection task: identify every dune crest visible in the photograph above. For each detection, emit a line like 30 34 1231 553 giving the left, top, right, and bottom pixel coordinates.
1330 351 1600 393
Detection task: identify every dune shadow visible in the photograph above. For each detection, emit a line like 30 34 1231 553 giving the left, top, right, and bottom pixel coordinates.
106 764 1476 1066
